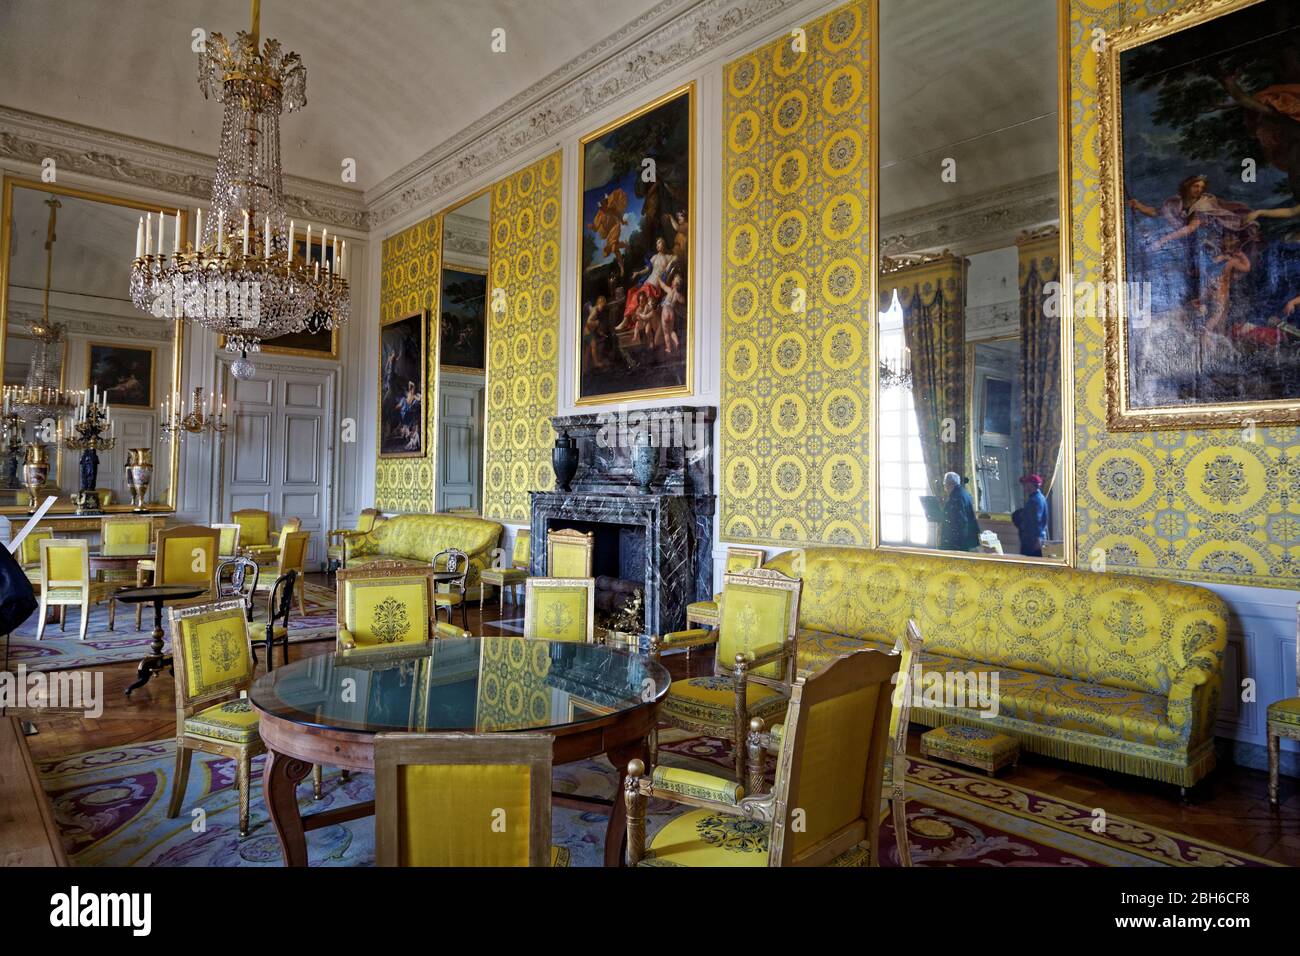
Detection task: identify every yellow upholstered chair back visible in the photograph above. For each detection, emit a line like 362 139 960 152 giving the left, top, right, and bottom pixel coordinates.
19 529 52 567
101 516 153 556
94 488 114 508
154 524 220 594
232 509 271 547
523 578 595 643
767 645 906 867
213 523 241 556
511 530 531 569
546 528 593 578
279 516 303 538
374 732 551 867
337 565 435 649
724 546 765 573
40 537 90 589
277 530 311 575
167 599 254 712
716 569 802 680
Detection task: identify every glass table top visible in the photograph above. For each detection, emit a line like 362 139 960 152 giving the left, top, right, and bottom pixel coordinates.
249 636 671 735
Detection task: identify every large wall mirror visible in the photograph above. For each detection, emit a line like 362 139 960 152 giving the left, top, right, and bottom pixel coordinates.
0 178 181 513
875 0 1069 562
434 190 489 514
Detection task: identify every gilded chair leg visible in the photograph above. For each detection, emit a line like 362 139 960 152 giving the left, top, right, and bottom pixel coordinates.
167 744 193 819
625 760 648 866
237 753 252 837
746 725 766 798
1268 731 1280 809
312 763 323 800
893 796 912 867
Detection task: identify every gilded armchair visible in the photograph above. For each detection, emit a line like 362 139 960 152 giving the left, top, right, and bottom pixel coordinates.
479 529 531 613
326 507 381 574
650 568 802 783
685 546 765 629
523 577 595 643
546 528 593 577
35 538 119 640
135 524 220 629
1268 601 1300 808
335 563 436 652
625 645 912 866
374 732 561 866
251 530 311 617
745 619 924 867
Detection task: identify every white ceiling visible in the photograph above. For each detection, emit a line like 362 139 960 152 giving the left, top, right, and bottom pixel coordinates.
0 0 664 192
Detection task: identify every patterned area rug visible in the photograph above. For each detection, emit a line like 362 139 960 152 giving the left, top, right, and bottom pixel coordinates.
6 583 338 672
37 734 1278 867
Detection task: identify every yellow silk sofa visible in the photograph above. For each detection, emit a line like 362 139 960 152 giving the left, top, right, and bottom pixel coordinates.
343 513 502 598
762 547 1228 788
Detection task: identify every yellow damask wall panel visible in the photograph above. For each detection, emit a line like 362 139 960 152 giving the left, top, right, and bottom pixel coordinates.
1071 0 1300 588
719 0 874 546
482 152 563 523
376 216 441 513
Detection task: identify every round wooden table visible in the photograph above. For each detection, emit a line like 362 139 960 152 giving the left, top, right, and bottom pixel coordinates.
115 583 206 696
250 636 670 867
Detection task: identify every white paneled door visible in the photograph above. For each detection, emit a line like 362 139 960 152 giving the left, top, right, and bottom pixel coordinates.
221 361 335 569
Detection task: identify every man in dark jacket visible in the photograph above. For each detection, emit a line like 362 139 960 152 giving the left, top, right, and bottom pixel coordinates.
939 471 980 552
1012 473 1049 557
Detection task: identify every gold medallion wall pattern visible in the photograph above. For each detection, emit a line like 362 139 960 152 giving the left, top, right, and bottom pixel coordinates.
720 0 874 546
376 216 441 513
1071 0 1300 588
483 152 563 523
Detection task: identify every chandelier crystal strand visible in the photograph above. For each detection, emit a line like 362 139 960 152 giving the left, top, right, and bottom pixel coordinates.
128 0 347 360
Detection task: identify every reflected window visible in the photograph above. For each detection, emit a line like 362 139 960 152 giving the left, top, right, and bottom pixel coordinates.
878 291 928 546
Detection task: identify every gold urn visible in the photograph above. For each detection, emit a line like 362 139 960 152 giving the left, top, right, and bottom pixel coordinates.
126 447 153 511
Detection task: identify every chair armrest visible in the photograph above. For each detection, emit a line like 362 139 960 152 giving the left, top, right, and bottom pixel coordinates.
732 640 791 675
654 628 717 649
434 621 471 639
1168 665 1217 743
337 626 355 651
625 759 746 866
650 766 743 806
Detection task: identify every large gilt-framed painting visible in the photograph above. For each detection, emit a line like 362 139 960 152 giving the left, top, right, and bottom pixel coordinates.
576 83 693 404
1102 0 1300 428
86 342 154 408
378 311 426 459
439 265 486 372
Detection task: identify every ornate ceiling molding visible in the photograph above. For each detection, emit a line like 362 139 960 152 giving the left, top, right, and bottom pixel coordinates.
880 173 1059 257
365 0 796 228
0 106 366 231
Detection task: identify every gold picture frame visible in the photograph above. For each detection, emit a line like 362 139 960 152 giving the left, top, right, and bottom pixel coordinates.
377 309 428 460
574 82 695 405
1098 0 1296 429
437 262 487 374
85 340 156 409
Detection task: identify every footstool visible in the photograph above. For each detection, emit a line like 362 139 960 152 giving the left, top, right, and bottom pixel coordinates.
921 725 1020 776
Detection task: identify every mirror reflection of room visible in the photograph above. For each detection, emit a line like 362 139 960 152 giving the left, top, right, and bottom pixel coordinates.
877 0 1062 559
2 182 175 511
434 192 488 515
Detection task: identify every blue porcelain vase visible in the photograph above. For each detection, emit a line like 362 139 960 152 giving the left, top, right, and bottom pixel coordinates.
632 431 657 493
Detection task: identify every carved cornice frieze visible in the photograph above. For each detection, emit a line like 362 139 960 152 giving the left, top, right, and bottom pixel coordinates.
365 0 797 227
6 302 174 342
880 173 1059 257
0 106 366 231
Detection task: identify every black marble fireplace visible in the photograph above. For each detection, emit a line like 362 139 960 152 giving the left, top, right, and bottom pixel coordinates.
529 406 715 637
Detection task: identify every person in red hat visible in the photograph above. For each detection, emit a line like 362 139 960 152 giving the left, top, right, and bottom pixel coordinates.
1012 473 1049 557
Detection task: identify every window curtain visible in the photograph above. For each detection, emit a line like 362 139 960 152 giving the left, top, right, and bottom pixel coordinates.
886 254 967 496
1016 229 1062 497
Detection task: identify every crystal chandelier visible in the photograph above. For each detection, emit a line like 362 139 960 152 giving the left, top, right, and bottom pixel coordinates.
128 0 348 372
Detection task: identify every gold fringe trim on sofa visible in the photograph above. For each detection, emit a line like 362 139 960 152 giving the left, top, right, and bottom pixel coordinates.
912 708 1217 788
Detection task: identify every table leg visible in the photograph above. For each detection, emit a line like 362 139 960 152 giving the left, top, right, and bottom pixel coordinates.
604 736 651 867
124 599 169 697
263 748 314 867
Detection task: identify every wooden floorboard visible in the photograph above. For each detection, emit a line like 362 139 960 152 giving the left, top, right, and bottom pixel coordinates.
8 573 1299 866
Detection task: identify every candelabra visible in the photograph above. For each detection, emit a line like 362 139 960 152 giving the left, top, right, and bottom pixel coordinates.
160 387 228 443
62 388 116 515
